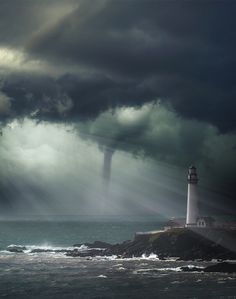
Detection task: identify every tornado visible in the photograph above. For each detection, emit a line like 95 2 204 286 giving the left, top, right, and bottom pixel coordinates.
101 146 115 213
102 146 115 192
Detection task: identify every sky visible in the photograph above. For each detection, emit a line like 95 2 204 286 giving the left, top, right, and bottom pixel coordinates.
0 0 235 218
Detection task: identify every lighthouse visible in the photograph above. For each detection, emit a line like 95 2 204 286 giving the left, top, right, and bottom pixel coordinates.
186 166 199 227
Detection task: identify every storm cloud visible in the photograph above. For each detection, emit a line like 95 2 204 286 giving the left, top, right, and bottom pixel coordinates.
78 103 236 195
0 0 235 131
0 0 235 215
26 0 236 132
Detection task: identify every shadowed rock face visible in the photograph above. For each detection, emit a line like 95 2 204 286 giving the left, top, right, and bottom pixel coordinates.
149 228 236 261
66 228 236 260
7 245 27 253
103 228 236 260
204 262 236 273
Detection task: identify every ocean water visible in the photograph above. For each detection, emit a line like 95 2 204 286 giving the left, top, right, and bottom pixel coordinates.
0 218 164 249
0 219 236 299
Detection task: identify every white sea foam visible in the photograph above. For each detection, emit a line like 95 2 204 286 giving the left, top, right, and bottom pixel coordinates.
158 267 182 272
141 253 158 259
159 264 204 272
103 253 159 261
112 263 123 267
0 250 15 255
6 244 90 254
185 264 204 269
117 267 126 271
162 257 179 262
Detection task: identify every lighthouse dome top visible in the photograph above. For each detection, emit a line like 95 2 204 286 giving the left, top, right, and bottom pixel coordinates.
188 165 197 174
188 165 198 183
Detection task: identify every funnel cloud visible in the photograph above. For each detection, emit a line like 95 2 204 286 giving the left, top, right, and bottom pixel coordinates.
102 146 115 192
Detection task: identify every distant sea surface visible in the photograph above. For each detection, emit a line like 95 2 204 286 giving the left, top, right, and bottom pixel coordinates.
0 217 164 249
0 218 235 299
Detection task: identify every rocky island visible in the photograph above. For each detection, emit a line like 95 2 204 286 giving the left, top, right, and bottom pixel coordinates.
70 227 236 261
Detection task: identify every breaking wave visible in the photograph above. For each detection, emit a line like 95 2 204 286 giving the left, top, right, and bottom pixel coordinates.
5 244 90 254
3 245 162 260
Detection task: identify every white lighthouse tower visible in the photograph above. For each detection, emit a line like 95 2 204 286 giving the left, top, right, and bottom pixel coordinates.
186 165 199 227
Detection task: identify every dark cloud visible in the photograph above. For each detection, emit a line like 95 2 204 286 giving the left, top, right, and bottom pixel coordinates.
0 0 234 130
23 0 236 131
0 1 235 213
0 91 11 116
1 69 166 126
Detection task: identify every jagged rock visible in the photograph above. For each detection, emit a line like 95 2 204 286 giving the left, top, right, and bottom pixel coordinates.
71 228 236 261
30 249 53 253
204 262 236 273
30 248 70 253
105 228 236 261
7 245 27 253
104 236 152 258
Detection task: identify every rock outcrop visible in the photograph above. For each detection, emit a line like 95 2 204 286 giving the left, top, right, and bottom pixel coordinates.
203 262 236 273
7 245 27 253
70 228 236 260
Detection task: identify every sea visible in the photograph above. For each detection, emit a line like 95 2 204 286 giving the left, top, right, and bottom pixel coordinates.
0 217 235 299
